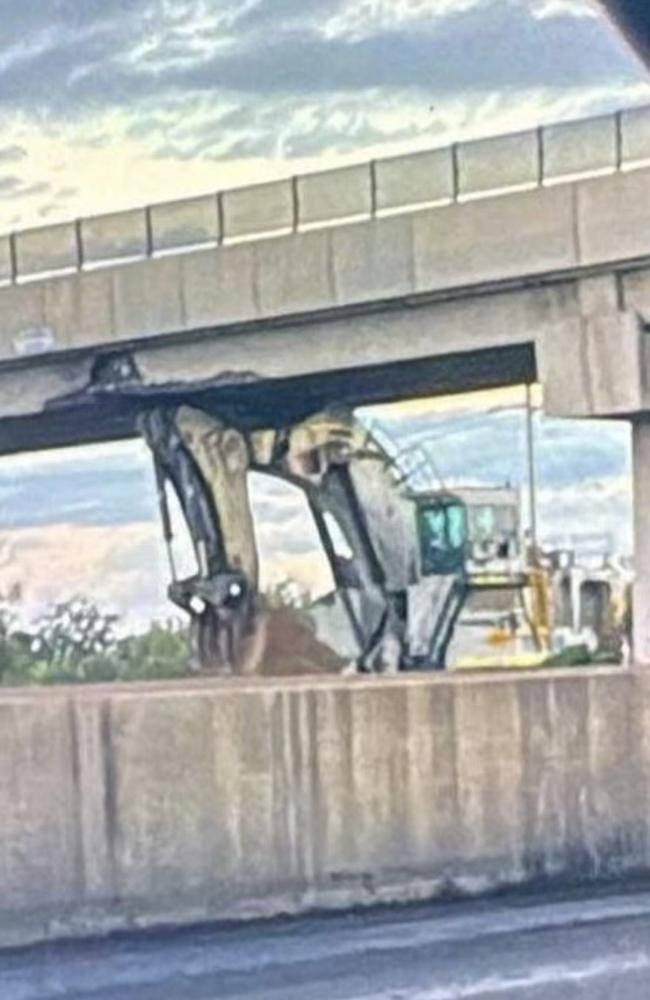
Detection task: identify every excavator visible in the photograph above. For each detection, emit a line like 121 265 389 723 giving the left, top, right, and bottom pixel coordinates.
139 405 470 675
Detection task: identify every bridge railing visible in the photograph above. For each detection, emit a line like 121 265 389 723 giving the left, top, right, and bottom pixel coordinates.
3 103 650 286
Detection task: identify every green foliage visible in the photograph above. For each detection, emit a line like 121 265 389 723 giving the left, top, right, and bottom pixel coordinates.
0 596 191 687
115 622 192 681
0 576 320 686
543 644 594 668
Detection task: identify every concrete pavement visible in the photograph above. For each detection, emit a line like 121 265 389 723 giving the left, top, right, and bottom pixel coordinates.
6 885 650 999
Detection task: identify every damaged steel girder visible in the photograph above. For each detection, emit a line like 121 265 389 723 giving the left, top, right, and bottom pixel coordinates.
0 340 534 457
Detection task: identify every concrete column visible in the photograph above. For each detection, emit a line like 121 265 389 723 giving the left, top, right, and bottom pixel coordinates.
633 419 650 664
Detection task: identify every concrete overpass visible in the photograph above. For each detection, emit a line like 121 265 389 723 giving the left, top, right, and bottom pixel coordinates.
1 103 650 452
3 104 650 954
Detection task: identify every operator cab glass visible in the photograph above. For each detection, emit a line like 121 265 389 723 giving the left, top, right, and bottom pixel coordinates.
416 493 469 576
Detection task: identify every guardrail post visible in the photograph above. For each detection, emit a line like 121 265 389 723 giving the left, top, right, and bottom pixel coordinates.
144 206 154 257
74 219 84 270
450 143 460 201
615 110 624 170
216 191 225 246
290 176 300 232
8 233 17 283
369 159 378 217
536 126 545 186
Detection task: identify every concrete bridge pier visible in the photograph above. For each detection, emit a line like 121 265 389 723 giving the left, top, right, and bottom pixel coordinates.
633 420 650 663
539 307 650 663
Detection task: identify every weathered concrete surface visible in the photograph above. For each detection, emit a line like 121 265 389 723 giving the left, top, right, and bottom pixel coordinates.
0 160 650 450
0 108 648 451
537 308 649 418
2 265 649 454
2 171 649 368
633 422 650 665
0 177 648 453
0 666 648 950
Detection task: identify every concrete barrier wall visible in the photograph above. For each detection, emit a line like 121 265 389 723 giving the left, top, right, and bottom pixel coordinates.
0 666 648 949
3 102 650 284
4 166 650 370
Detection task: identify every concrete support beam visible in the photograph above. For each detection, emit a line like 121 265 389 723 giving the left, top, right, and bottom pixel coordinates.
539 305 650 670
538 309 648 418
633 421 650 665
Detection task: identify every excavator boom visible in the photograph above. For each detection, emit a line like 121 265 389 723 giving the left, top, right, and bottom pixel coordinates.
140 404 465 675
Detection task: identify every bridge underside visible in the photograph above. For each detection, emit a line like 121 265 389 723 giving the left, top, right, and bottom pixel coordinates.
0 254 647 456
0 340 535 456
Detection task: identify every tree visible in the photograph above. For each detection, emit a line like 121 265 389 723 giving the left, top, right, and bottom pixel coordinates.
0 596 191 686
116 620 190 681
25 597 119 682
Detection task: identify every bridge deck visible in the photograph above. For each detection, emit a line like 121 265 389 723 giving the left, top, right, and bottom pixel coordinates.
1 106 650 452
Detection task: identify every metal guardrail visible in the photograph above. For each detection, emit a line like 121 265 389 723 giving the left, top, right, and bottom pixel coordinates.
4 104 650 286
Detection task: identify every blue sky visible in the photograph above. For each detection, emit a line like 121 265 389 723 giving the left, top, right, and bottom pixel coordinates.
0 0 642 624
0 391 633 624
0 0 647 229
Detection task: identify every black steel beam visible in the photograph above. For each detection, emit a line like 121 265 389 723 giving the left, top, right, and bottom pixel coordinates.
0 343 536 457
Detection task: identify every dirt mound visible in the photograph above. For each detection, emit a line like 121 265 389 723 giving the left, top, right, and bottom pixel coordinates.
259 606 347 676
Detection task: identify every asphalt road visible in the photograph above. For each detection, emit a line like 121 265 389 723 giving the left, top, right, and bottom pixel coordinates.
6 886 650 999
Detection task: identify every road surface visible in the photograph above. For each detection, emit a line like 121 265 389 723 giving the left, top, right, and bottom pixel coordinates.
6 885 650 998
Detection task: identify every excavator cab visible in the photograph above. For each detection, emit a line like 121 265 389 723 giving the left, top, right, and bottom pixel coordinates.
415 491 469 578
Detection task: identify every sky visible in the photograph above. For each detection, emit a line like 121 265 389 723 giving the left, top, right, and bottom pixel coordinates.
0 389 633 627
0 0 643 627
0 0 648 230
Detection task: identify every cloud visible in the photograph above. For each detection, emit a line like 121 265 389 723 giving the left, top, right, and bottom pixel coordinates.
0 0 637 114
536 475 633 553
0 389 635 629
369 406 631 489
0 176 22 195
532 0 597 17
0 145 27 163
165 2 631 99
0 522 168 623
0 440 156 529
0 0 643 231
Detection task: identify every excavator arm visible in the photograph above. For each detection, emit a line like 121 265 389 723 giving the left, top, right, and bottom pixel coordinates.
139 405 456 675
139 407 264 674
